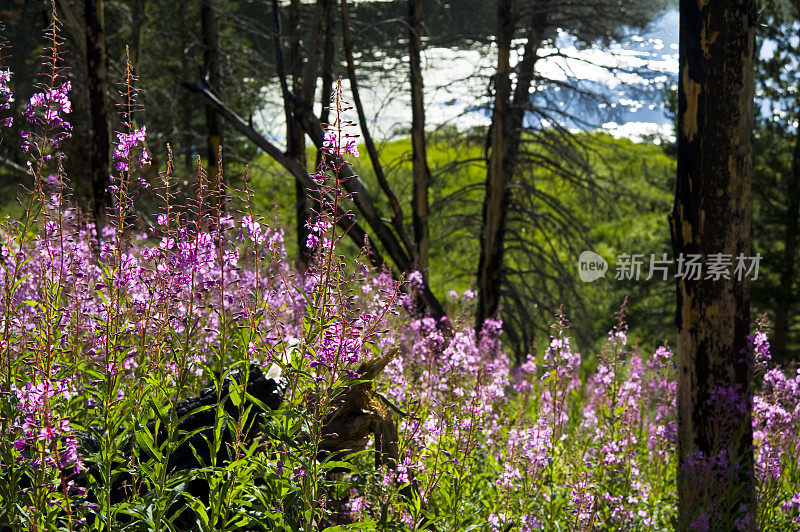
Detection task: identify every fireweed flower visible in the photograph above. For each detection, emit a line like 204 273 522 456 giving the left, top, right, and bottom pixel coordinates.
304 217 333 251
0 24 12 126
407 270 424 292
748 328 771 375
113 125 150 172
0 68 13 126
241 215 266 244
13 378 81 472
344 139 359 157
322 130 360 158
499 422 553 488
782 493 800 524
23 81 72 130
2 63 799 530
18 15 72 169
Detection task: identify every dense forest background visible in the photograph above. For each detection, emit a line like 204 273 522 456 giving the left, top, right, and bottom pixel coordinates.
0 0 798 364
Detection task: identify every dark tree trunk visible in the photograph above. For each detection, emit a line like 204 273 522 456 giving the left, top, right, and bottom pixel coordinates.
288 0 311 267
670 1 757 529
48 1 93 206
299 0 327 109
476 0 514 333
772 127 800 364
314 0 335 171
178 0 193 171
84 0 110 229
201 0 222 186
475 1 539 333
408 0 431 280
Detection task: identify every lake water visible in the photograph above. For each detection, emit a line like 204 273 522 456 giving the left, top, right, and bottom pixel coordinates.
255 6 679 144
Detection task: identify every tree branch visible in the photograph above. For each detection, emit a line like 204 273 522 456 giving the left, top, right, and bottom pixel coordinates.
181 80 387 272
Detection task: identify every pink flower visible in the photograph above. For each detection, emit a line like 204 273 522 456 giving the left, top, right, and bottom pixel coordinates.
344 139 359 157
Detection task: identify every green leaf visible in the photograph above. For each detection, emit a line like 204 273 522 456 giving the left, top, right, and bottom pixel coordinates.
319 460 356 472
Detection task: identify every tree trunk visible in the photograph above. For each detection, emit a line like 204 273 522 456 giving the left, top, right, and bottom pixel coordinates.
84 0 110 229
476 0 514 333
772 127 800 364
299 0 328 109
408 0 432 280
670 1 757 529
287 0 311 267
314 0 335 172
476 0 539 333
201 0 222 186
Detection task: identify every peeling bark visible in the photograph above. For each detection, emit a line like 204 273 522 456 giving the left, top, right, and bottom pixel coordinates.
671 0 757 528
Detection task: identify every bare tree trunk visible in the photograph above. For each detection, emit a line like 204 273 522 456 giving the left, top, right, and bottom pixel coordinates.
280 0 311 266
53 0 87 57
201 0 222 186
85 0 110 229
476 0 514 332
475 0 539 333
178 0 193 171
670 1 757 529
314 0 335 171
408 0 432 280
299 0 327 109
773 127 800 364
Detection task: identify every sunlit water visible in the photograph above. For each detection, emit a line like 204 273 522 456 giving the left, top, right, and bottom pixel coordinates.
255 8 678 144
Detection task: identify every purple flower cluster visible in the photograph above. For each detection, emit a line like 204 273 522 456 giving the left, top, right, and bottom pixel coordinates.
498 422 552 489
21 80 73 164
305 217 333 251
322 130 359 158
0 24 12 127
15 18 72 168
113 125 150 172
13 378 79 471
23 81 71 128
0 68 13 127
